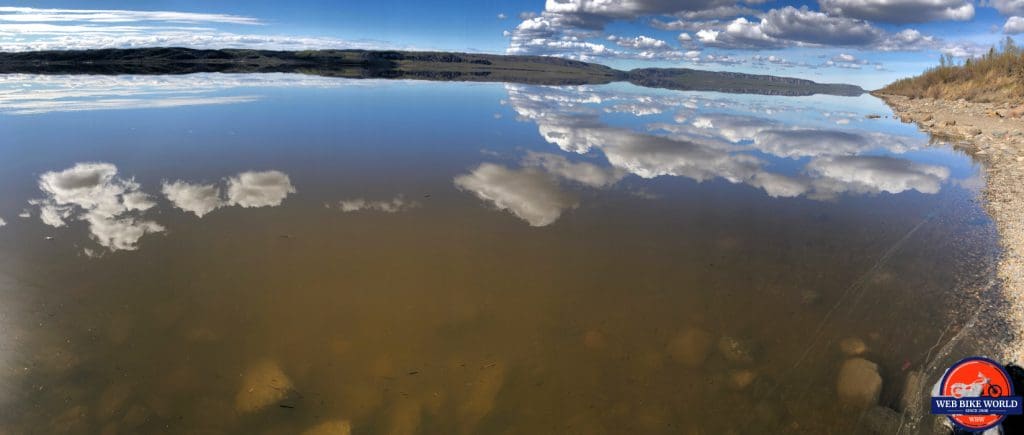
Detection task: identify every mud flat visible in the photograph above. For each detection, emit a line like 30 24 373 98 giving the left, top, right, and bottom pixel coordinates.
876 93 1024 363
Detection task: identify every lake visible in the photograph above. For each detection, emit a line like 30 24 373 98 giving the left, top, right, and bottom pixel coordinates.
0 73 1004 434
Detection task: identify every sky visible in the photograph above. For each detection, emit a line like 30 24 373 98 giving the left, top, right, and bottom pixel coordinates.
0 0 1021 88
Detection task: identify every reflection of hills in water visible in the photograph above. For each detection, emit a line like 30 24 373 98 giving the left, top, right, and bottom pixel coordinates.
0 48 864 96
455 84 957 227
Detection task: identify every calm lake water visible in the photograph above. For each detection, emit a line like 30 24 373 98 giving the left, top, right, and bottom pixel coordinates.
0 73 1004 434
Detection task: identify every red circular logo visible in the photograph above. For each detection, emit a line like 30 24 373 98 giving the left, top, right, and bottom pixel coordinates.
938 357 1015 430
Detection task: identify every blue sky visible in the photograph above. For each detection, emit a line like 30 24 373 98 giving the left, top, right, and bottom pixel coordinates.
0 0 1021 88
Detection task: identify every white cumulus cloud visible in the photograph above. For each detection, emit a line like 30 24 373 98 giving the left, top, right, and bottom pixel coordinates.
0 7 261 24
1005 16 1024 33
818 0 974 23
986 0 1024 16
0 7 394 52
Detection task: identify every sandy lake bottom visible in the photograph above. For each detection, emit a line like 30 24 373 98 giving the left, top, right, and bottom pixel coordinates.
0 74 1006 433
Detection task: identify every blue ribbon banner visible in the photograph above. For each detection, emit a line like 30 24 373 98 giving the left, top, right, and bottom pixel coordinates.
931 397 1024 415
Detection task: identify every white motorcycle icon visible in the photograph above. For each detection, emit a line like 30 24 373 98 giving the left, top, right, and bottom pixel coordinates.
950 373 1003 398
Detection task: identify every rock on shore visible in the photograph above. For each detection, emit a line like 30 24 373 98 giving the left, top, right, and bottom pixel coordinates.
876 94 1024 365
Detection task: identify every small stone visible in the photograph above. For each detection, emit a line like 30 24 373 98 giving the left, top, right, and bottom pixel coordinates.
838 337 867 356
729 369 757 390
718 336 755 365
666 327 712 367
944 120 957 126
837 358 883 408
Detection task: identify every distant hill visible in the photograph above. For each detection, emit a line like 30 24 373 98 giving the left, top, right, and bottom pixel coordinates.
0 47 864 96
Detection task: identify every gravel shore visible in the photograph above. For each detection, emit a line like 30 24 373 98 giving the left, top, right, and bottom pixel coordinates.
876 94 1024 364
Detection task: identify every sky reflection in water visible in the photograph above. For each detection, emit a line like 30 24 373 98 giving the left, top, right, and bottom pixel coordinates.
1 74 976 247
0 74 999 434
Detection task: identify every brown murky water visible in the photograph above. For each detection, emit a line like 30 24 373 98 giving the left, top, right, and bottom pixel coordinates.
0 75 1003 434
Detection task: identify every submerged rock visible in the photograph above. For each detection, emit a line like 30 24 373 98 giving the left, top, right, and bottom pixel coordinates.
837 358 882 407
302 420 352 435
900 370 926 415
729 369 757 390
838 337 867 356
862 406 902 434
718 336 755 365
666 327 712 367
235 359 294 413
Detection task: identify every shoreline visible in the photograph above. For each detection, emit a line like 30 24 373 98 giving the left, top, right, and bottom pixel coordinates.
875 93 1024 365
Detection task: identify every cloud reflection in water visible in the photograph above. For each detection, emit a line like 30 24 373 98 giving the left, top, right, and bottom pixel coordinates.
330 196 419 213
454 163 578 227
0 73 376 115
458 84 954 226
30 162 164 251
28 164 296 252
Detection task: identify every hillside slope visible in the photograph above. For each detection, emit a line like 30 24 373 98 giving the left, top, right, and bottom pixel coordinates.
877 39 1024 103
